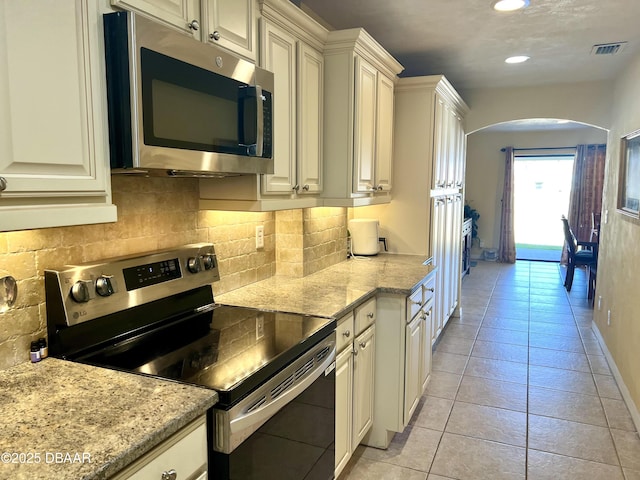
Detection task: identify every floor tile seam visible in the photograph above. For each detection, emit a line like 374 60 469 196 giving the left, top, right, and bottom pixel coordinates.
526 411 609 429
526 383 600 398
526 344 586 355
461 372 528 386
441 426 527 449
469 352 529 366
526 447 625 470
354 454 433 476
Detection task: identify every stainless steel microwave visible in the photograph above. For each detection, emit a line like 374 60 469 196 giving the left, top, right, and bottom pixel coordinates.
103 11 274 177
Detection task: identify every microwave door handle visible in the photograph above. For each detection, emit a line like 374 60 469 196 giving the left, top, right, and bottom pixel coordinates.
253 85 264 157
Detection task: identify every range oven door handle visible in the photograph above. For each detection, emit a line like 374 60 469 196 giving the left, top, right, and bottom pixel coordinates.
229 344 336 434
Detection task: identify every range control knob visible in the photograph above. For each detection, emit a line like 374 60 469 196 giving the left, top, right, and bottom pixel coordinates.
187 256 202 273
96 275 115 297
202 254 215 270
70 280 92 303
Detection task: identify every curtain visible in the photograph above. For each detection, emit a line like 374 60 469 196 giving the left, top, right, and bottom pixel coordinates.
561 144 606 262
498 147 516 263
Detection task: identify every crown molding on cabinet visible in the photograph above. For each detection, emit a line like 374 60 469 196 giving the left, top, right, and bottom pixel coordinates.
259 0 328 51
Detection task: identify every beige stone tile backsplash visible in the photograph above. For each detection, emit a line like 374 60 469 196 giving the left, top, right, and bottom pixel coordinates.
0 177 347 369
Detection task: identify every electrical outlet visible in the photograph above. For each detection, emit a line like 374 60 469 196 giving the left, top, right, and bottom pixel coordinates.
597 296 602 311
256 314 264 339
607 309 611 326
255 225 264 249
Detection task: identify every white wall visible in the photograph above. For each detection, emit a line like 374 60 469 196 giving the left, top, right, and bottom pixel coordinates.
466 128 608 250
462 81 613 134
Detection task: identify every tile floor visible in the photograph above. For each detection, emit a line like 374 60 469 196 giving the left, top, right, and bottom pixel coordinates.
339 260 640 480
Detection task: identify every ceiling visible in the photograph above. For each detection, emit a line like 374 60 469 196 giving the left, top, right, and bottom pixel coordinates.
299 0 640 93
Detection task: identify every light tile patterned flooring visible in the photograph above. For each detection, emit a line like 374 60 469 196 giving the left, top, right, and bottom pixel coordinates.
339 260 640 480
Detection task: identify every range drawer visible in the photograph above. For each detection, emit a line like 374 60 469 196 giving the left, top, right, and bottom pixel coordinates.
336 312 355 352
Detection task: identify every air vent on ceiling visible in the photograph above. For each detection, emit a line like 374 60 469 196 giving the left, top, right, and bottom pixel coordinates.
591 42 627 56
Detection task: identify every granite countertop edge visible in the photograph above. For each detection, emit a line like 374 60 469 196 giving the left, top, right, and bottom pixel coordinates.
94 387 217 480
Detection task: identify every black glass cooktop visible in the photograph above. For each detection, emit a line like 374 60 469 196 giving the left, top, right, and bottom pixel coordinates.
77 304 335 406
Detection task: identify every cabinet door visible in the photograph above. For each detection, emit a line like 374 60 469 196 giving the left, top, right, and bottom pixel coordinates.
111 0 201 38
431 197 447 342
420 305 433 393
404 315 422 425
375 73 394 192
432 94 447 189
0 0 116 230
203 0 255 61
297 42 323 194
335 346 353 478
353 56 378 194
260 20 297 194
352 325 375 450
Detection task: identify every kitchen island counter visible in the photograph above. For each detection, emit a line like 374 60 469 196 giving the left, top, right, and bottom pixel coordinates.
216 254 436 319
0 358 218 480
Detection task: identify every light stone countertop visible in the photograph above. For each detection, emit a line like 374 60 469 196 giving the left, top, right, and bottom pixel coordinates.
216 254 436 319
0 358 218 480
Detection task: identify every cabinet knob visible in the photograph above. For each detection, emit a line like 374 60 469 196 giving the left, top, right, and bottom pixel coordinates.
161 470 177 480
376 185 384 191
0 176 6 192
410 299 421 306
366 312 374 319
210 30 221 40
342 330 351 338
302 184 310 191
423 287 435 293
359 341 368 349
188 19 200 31
292 184 300 192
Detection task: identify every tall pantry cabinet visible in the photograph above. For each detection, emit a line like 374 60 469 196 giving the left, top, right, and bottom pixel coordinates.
374 75 468 343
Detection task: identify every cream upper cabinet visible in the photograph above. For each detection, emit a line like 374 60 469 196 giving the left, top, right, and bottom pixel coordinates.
353 57 378 194
297 42 323 194
0 0 117 231
111 0 201 38
323 29 403 207
260 19 297 194
199 0 327 211
112 0 256 60
375 73 395 192
203 0 256 61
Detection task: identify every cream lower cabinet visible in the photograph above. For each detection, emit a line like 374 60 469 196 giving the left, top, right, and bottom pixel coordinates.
363 276 434 449
111 416 208 480
335 298 376 478
0 0 117 231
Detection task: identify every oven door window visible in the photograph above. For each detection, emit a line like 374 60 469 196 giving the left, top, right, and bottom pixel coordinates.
140 48 258 156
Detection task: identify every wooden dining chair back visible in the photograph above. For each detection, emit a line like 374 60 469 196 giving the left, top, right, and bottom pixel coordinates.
561 216 598 292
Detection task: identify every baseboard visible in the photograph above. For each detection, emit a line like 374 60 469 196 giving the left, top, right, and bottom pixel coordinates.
592 321 640 432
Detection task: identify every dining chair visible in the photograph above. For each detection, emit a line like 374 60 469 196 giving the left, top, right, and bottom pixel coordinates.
561 216 598 292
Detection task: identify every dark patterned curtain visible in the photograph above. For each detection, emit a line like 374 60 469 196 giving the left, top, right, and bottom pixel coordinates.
498 147 516 263
561 144 606 262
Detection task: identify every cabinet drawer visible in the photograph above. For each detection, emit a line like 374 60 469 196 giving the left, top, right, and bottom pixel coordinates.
407 287 423 321
421 275 436 306
112 416 207 480
336 313 355 352
354 297 376 334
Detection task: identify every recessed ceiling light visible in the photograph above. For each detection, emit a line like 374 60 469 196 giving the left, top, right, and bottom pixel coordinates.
493 0 530 12
505 55 530 64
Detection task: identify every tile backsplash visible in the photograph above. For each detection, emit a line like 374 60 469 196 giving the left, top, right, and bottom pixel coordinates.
0 176 347 369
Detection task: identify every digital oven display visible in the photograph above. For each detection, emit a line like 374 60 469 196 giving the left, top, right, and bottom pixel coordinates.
123 258 181 291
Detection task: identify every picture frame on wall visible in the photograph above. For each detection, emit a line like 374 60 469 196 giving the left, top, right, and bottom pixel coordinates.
618 129 640 218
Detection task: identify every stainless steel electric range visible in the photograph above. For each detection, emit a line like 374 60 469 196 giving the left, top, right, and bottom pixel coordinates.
45 244 336 480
